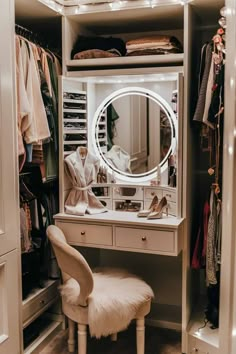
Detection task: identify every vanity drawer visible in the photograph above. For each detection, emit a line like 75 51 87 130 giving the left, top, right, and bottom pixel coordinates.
22 280 58 328
144 188 163 200
113 200 143 212
113 186 143 200
56 221 113 246
115 227 176 254
162 189 176 203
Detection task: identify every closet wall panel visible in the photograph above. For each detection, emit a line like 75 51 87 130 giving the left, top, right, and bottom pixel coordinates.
0 0 19 255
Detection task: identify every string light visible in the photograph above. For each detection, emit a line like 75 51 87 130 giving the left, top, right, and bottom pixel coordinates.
38 0 194 14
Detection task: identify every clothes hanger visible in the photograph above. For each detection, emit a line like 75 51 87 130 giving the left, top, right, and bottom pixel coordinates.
79 146 88 159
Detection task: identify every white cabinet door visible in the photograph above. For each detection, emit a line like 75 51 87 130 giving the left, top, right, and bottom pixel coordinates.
0 0 21 353
0 250 21 353
0 0 19 254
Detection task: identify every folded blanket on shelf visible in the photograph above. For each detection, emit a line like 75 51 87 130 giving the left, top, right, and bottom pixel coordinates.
126 47 183 56
126 35 183 53
71 36 126 59
73 49 120 60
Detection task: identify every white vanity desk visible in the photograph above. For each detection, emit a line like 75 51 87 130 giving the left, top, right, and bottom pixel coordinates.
54 212 184 257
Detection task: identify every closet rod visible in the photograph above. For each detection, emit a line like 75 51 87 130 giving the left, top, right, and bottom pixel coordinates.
15 23 49 49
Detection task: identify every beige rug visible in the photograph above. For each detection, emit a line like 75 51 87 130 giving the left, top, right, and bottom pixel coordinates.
40 325 181 354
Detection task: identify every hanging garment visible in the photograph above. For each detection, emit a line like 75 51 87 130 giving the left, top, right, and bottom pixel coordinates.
193 43 213 123
15 36 31 157
107 103 119 150
206 188 218 285
202 56 215 129
191 200 210 269
105 145 131 173
20 39 50 144
64 147 107 216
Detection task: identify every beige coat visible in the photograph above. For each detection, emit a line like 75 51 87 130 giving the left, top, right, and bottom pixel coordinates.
64 147 107 216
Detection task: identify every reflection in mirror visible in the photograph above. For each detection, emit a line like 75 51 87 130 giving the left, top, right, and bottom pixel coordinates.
95 90 174 177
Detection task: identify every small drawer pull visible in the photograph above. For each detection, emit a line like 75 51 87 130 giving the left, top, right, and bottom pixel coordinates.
151 192 156 196
166 193 171 198
40 300 45 305
192 349 198 352
81 231 86 236
141 236 147 241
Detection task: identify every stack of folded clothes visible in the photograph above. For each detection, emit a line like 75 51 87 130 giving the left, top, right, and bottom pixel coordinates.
71 36 126 59
125 35 183 56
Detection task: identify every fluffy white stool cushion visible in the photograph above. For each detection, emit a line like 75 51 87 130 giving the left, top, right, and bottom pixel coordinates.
60 268 154 338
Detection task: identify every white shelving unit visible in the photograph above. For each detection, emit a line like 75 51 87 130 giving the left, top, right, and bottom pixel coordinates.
22 279 62 353
14 1 228 353
62 89 88 155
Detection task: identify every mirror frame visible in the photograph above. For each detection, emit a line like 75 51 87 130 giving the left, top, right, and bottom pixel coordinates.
92 86 177 183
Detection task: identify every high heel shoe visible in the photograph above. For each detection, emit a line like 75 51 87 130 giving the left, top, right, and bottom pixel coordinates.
147 196 168 219
137 195 158 217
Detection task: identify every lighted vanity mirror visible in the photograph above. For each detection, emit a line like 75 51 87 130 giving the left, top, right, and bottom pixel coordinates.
92 85 178 182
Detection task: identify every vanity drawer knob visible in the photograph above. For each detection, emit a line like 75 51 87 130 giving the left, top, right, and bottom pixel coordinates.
81 231 86 236
192 348 198 352
151 192 156 196
166 193 171 198
40 300 45 305
141 236 147 241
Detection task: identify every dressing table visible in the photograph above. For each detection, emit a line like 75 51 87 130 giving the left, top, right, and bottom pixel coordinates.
55 68 184 254
54 211 184 257
54 66 185 338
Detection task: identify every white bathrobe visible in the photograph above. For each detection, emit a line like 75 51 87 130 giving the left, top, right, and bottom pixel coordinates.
64 148 107 216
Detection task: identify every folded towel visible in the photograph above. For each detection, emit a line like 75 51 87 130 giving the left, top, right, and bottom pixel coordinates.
71 36 126 59
126 35 183 52
73 49 119 60
126 47 183 56
126 43 179 53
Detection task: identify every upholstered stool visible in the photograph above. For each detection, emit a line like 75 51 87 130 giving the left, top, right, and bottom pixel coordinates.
47 225 154 354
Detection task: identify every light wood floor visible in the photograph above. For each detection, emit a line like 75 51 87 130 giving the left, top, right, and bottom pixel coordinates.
39 326 181 354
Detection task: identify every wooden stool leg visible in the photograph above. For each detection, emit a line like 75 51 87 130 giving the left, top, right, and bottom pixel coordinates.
68 318 75 352
136 318 145 354
111 333 118 341
78 324 87 354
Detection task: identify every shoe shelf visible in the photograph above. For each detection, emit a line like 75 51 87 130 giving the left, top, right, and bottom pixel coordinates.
62 89 88 155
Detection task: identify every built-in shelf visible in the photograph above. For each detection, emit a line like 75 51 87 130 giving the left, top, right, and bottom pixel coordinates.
22 279 59 329
24 318 62 354
66 53 184 71
188 300 219 349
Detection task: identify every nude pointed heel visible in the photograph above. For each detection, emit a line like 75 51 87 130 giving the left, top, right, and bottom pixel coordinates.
147 196 168 219
137 195 158 217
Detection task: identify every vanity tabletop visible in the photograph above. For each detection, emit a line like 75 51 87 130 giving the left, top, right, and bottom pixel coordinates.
54 211 184 230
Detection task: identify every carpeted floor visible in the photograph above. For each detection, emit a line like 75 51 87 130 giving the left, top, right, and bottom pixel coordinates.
40 325 181 354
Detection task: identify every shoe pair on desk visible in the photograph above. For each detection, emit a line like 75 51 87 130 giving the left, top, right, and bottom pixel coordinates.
137 195 168 219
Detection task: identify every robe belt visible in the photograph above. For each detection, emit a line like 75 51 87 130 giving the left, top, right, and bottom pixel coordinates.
73 181 93 191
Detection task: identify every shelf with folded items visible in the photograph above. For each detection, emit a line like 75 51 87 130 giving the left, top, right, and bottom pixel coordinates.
63 140 87 145
63 129 87 134
62 4 184 73
63 108 87 113
63 98 87 104
66 53 184 71
62 85 88 155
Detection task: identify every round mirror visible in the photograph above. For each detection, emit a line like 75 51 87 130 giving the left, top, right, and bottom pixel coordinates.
92 87 177 182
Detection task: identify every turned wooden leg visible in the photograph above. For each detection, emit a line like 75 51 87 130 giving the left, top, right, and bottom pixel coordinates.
111 333 118 341
68 318 75 352
136 318 145 354
78 323 87 354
